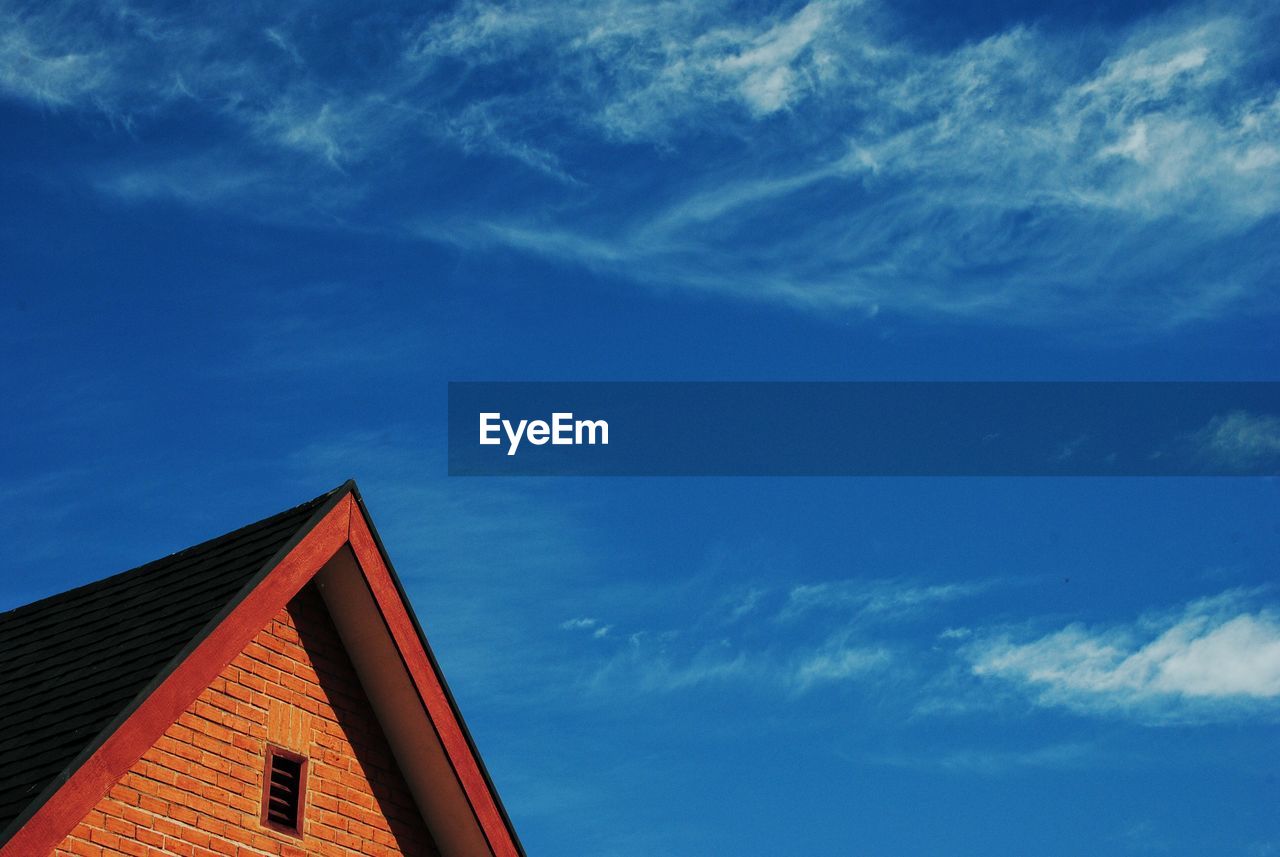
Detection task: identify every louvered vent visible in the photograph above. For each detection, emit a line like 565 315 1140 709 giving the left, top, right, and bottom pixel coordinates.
261 747 307 835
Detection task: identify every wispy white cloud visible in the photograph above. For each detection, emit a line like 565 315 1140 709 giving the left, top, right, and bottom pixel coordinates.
94 157 271 205
865 15 1280 226
781 577 1000 621
3 0 1278 327
406 0 1280 326
0 21 115 109
588 637 758 694
715 0 832 116
404 0 850 139
562 575 1280 724
722 586 767 622
586 632 891 695
582 575 993 696
443 100 580 183
966 589 1280 721
792 641 891 690
1190 410 1280 471
559 617 615 638
871 741 1097 775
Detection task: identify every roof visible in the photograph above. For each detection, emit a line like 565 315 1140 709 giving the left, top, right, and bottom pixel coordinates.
0 482 524 857
0 486 339 837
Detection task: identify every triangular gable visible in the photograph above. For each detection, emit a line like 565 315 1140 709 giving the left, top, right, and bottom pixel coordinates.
0 482 524 857
53 583 443 854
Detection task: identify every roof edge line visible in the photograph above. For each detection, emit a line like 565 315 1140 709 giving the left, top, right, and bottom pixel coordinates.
347 489 527 857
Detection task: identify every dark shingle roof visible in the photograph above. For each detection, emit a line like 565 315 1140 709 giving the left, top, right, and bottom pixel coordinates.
0 485 344 840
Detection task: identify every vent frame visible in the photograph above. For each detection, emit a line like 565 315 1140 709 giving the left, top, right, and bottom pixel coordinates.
260 744 308 837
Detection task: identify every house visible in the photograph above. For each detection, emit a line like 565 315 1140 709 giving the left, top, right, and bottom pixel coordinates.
0 481 524 857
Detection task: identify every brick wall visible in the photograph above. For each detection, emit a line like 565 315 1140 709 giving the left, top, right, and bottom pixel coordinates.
52 585 439 857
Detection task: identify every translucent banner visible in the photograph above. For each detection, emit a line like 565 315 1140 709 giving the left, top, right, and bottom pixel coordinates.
448 382 1280 476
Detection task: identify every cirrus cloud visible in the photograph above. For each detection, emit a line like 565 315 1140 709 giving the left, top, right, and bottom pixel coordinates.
965 589 1280 722
3 0 1279 328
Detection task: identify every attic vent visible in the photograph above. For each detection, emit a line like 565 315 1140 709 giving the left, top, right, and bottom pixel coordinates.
261 746 307 836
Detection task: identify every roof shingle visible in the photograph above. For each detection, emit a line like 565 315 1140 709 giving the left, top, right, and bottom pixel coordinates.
0 486 341 837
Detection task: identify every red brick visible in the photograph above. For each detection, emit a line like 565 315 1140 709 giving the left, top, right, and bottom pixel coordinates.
52 587 436 856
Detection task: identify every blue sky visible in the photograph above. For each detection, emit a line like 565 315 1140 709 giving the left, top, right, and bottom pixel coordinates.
2 0 1279 854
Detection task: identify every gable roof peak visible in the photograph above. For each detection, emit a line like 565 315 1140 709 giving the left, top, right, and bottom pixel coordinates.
0 481 524 857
